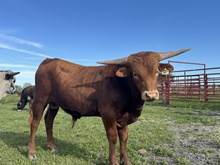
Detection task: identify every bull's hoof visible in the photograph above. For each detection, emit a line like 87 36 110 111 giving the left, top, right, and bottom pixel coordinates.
51 148 58 154
120 160 132 165
28 154 37 160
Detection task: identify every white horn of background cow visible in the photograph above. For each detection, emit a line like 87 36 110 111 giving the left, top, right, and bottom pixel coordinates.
159 48 191 61
97 57 128 65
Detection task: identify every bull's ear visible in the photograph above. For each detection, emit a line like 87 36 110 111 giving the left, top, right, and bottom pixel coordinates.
115 67 129 77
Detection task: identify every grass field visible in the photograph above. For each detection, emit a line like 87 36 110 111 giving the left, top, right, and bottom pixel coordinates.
0 95 219 165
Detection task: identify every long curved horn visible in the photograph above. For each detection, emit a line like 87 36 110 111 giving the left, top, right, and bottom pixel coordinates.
97 57 128 65
159 48 191 61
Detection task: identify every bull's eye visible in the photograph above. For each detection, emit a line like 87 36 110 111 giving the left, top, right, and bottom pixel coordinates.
133 72 138 78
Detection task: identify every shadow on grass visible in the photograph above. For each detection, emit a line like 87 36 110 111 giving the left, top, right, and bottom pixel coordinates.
0 131 106 164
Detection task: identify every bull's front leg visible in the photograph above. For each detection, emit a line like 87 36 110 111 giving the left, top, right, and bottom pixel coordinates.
102 119 119 165
118 126 131 165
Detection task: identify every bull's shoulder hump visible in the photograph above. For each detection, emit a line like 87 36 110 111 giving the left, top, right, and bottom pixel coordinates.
40 58 82 67
39 58 63 66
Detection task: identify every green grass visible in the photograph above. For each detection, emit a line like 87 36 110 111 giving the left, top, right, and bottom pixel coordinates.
176 157 190 165
0 95 219 164
149 99 220 110
209 131 220 146
153 146 174 157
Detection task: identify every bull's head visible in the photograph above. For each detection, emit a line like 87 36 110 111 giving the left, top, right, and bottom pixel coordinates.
0 71 20 100
5 71 20 94
97 48 190 101
17 98 27 110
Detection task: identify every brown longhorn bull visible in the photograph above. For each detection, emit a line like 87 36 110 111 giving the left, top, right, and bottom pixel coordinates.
28 49 190 165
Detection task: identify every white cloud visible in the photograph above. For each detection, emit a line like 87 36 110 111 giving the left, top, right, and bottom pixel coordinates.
0 33 43 48
0 43 53 58
24 57 42 60
18 70 36 77
0 63 36 68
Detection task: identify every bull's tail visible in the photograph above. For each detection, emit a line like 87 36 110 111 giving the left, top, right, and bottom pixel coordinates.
28 100 33 127
71 117 77 128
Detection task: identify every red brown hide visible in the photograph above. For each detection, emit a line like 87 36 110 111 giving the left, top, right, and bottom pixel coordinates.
28 49 190 165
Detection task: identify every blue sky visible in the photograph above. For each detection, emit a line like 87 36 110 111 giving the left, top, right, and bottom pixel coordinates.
0 0 220 86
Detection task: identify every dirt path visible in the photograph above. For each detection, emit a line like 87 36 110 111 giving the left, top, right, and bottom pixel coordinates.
145 114 220 165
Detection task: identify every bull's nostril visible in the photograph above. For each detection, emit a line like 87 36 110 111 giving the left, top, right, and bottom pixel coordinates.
145 91 159 100
141 91 159 101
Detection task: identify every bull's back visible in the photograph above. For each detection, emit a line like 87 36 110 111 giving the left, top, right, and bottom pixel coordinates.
35 58 118 114
35 58 84 95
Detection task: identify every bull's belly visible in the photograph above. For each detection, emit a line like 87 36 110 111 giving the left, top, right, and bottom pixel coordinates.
58 99 99 118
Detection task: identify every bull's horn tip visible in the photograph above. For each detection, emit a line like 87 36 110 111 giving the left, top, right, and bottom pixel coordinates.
160 48 192 61
183 48 191 51
97 61 105 64
12 72 20 75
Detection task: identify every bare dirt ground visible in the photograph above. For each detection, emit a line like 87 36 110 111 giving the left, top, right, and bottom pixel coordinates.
145 111 220 165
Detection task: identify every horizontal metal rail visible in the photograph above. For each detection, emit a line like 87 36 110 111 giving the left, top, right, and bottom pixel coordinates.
158 66 220 104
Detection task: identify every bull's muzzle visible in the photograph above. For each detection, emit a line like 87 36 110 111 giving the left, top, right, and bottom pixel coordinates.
17 102 25 110
142 90 159 101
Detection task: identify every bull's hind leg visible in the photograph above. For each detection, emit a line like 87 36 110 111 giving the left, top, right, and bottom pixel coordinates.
44 104 59 153
28 101 47 159
28 99 33 126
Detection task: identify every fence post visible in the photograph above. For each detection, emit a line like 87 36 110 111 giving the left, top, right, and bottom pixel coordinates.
204 74 208 101
198 75 201 100
165 75 171 105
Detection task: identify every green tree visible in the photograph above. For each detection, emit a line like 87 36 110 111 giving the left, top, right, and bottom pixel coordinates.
22 82 33 89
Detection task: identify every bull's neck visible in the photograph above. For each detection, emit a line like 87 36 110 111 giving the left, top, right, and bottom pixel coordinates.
124 76 145 107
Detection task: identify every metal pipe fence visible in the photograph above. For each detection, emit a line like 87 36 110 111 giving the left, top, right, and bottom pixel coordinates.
158 66 220 104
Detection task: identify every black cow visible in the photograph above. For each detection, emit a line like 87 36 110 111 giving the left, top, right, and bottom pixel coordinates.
17 86 35 111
